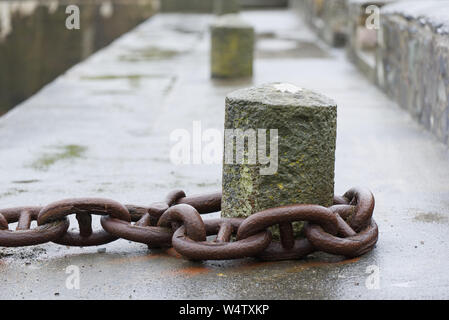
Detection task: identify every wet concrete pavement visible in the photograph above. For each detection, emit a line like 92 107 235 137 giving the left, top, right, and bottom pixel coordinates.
1 9 449 299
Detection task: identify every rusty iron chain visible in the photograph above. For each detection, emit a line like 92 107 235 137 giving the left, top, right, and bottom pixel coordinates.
0 187 378 261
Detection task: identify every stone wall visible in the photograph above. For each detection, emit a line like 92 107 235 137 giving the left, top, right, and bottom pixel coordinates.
346 0 398 84
379 1 449 145
291 0 348 47
291 0 397 78
291 0 449 147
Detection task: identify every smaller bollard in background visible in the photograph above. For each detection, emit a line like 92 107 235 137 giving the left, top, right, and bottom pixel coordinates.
210 14 254 79
214 0 240 15
221 83 337 235
160 0 213 13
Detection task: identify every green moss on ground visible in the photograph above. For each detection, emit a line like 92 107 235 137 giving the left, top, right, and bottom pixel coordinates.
31 145 87 171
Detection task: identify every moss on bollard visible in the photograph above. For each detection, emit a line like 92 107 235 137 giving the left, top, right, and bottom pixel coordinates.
210 14 254 78
221 83 337 237
213 0 240 15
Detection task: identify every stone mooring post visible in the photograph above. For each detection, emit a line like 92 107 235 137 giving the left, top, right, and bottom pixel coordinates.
213 0 240 15
210 14 254 79
221 83 337 235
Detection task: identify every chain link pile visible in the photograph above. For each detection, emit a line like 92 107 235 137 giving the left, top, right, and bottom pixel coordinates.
0 187 378 261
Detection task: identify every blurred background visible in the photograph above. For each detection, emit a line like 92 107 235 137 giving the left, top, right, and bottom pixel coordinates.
0 0 289 116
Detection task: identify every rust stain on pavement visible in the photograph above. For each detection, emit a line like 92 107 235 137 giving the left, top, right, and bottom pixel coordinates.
286 257 361 273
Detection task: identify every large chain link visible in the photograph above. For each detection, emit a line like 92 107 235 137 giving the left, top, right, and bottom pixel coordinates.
0 187 377 261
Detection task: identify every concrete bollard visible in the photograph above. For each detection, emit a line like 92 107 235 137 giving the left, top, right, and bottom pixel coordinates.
160 0 213 13
221 83 337 235
213 0 240 15
210 14 254 79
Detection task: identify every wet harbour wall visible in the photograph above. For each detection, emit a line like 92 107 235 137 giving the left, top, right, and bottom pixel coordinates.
292 0 449 147
0 0 157 115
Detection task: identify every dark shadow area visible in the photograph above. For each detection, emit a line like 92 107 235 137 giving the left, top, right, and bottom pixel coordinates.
0 0 157 115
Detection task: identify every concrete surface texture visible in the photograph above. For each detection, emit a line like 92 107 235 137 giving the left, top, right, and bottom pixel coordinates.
0 9 449 299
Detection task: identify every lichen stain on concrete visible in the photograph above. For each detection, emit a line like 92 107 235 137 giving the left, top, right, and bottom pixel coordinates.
81 74 175 91
118 47 183 62
94 187 106 193
0 188 27 199
30 145 87 171
170 26 202 35
413 212 448 224
195 181 221 188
